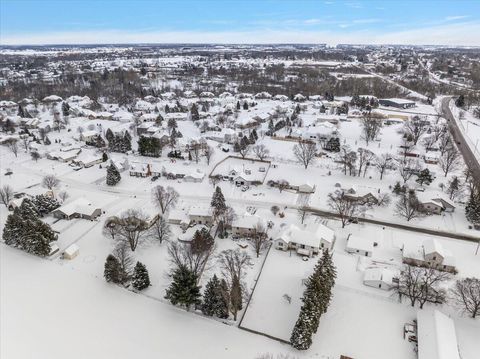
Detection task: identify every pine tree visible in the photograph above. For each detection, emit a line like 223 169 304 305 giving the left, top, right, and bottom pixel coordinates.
18 104 25 118
102 152 108 162
466 189 480 226
165 265 201 310
33 194 60 216
104 254 122 283
95 135 106 148
106 163 121 186
190 103 200 121
252 129 258 141
202 274 228 317
132 261 150 290
447 176 460 200
290 298 315 350
62 102 70 117
243 102 248 110
211 186 226 213
416 168 433 186
3 209 24 248
236 101 241 110
44 136 51 145
105 128 114 145
123 132 132 152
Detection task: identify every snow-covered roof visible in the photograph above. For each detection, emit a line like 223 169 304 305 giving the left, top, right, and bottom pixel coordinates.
417 309 460 359
64 244 79 257
278 223 334 248
346 235 373 253
363 267 398 285
232 214 264 229
55 198 100 216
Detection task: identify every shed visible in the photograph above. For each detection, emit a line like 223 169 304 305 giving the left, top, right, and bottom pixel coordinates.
64 244 79 260
345 234 373 257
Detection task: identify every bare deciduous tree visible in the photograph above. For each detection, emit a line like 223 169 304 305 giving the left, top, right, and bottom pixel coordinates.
356 148 376 177
404 116 426 145
336 146 357 176
42 175 60 192
112 241 134 283
204 145 214 165
217 249 253 283
5 139 19 157
439 144 462 177
394 191 422 221
297 205 309 224
58 191 69 202
252 144 270 161
293 141 316 169
327 191 363 228
396 265 450 308
251 223 268 258
107 209 152 251
150 215 171 244
360 112 383 145
375 153 394 180
152 185 179 214
450 277 480 318
167 241 213 279
397 158 419 183
0 185 14 207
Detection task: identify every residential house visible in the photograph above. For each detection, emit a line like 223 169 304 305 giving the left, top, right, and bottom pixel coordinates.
402 238 456 273
52 198 102 220
275 223 335 257
363 267 399 290
188 207 213 226
345 234 374 257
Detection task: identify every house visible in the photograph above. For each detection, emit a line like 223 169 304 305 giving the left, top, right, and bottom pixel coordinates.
345 234 373 257
363 267 398 290
402 239 456 273
297 183 316 194
184 171 205 183
343 186 379 205
417 193 455 214
168 209 191 230
188 207 213 226
129 163 151 177
416 309 460 359
275 223 335 256
73 152 104 168
52 198 102 220
231 215 265 237
63 244 79 260
47 149 81 162
379 98 416 109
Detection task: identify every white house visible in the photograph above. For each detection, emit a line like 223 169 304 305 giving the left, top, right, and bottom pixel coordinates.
416 309 460 359
345 234 373 257
231 214 265 237
275 223 335 257
52 198 101 220
188 207 213 226
363 267 398 290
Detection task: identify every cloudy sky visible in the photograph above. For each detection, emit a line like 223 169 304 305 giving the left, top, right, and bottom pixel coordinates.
1 0 480 46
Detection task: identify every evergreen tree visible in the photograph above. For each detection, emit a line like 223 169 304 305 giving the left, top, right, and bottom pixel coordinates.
190 103 200 121
33 194 60 216
290 298 315 350
106 163 121 186
191 228 214 254
105 128 115 147
202 274 228 317
132 261 151 290
123 132 132 152
248 131 256 144
236 101 241 110
2 209 25 248
243 102 248 110
62 102 70 117
466 189 480 226
455 95 465 108
95 135 106 148
252 129 258 141
165 265 201 310
447 176 460 200
102 152 108 162
416 168 433 186
104 254 122 283
44 136 51 145
268 119 274 133
18 104 25 118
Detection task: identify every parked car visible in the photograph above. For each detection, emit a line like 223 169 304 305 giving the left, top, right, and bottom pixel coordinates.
151 175 159 182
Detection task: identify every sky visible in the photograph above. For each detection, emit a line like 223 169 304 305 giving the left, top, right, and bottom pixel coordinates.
1 0 480 46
